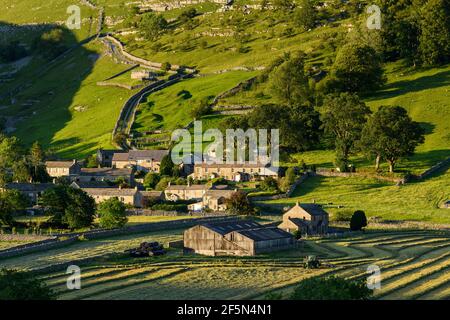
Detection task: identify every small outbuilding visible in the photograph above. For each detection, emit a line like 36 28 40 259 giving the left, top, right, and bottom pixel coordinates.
184 220 295 256
278 202 329 236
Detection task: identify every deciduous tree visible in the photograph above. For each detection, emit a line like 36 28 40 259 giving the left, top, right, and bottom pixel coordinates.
98 197 128 229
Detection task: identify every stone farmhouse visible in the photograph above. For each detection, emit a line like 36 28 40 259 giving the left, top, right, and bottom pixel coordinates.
112 150 169 172
189 162 279 181
82 187 143 207
96 149 127 167
184 220 295 256
45 160 81 178
2 183 54 205
188 189 237 212
278 202 329 236
164 183 208 201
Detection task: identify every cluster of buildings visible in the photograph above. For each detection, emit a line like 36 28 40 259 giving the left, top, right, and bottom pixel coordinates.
184 203 329 256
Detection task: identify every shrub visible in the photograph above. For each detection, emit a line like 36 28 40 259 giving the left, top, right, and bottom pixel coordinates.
0 269 56 300
350 210 368 231
333 210 353 222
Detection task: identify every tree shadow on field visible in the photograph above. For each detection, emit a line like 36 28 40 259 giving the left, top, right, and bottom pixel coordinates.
366 70 450 102
0 21 96 158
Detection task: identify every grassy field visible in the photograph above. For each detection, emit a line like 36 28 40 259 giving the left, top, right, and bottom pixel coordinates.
0 0 96 41
4 229 447 300
1 41 138 158
132 71 257 135
0 228 184 271
261 168 450 224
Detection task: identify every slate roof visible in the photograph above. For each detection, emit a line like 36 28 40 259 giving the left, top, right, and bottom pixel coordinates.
287 202 329 217
166 184 207 191
204 189 236 199
80 168 133 177
235 227 293 241
112 150 169 162
5 183 55 192
70 181 112 189
82 188 138 196
141 191 163 198
201 220 262 235
45 161 77 168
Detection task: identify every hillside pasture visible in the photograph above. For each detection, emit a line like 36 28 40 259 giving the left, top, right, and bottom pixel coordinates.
261 168 450 224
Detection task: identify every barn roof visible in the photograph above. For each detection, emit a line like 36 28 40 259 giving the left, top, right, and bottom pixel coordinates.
201 219 262 235
235 227 293 242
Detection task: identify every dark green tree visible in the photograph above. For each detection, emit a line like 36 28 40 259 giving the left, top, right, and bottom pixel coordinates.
329 43 385 93
143 172 161 190
63 188 96 229
0 189 29 225
225 191 256 215
97 197 128 229
269 52 312 106
29 141 49 182
293 0 317 30
0 269 56 300
350 210 368 231
139 13 168 41
41 186 95 229
419 0 450 65
359 106 425 173
321 93 371 171
160 154 175 176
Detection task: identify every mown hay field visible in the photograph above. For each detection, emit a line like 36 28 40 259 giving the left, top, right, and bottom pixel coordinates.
3 229 449 300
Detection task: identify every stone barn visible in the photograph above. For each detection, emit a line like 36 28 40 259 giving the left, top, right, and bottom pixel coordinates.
184 220 295 256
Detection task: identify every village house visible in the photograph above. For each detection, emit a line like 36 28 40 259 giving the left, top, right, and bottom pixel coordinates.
164 183 208 201
188 189 237 212
189 162 279 182
184 220 295 256
96 149 127 167
278 202 329 236
2 183 55 206
112 150 169 172
82 187 143 207
73 167 134 185
45 160 81 178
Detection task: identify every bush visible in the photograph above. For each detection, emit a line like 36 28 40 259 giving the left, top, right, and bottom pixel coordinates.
333 210 353 222
350 210 368 231
260 177 279 192
0 269 56 300
289 276 373 300
144 172 161 190
151 203 187 212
